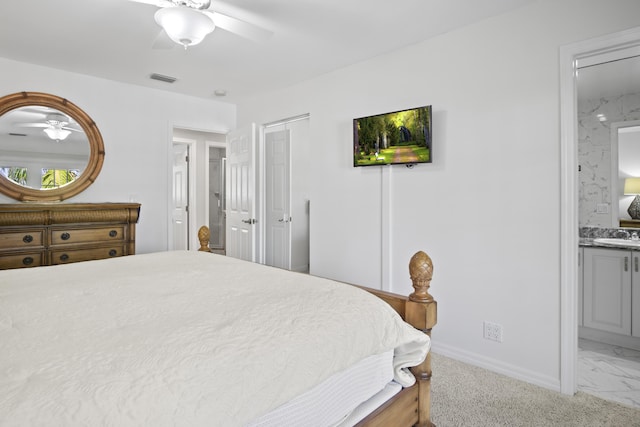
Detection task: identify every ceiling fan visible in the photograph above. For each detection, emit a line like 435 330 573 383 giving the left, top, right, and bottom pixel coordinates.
129 0 273 49
15 112 82 142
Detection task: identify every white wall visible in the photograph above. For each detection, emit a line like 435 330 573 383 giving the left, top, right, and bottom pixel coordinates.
237 0 640 390
0 58 235 253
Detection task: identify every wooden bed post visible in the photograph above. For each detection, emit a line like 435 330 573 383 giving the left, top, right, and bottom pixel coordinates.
406 251 437 427
197 226 213 252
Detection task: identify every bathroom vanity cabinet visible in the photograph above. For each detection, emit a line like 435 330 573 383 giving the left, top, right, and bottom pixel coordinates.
582 247 640 340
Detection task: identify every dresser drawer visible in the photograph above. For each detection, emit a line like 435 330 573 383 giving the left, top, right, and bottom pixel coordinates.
51 245 125 265
0 251 46 269
51 226 125 245
0 229 45 250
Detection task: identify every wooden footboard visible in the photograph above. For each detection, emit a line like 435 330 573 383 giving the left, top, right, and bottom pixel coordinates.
356 251 437 427
197 228 436 426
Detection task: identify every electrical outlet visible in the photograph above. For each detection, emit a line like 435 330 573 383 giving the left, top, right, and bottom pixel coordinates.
483 321 503 343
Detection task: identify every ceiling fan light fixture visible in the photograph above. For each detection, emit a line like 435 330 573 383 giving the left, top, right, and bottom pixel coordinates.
155 6 215 49
43 127 71 141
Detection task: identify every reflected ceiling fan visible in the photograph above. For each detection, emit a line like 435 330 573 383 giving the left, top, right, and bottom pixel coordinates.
15 112 82 142
129 0 273 49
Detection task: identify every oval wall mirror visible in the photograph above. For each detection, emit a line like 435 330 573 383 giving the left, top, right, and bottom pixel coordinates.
0 92 104 201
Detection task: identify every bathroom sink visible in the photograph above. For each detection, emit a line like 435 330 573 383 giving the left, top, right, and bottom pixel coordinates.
593 238 640 248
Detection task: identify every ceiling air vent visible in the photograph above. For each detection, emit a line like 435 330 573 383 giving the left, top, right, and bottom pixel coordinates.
150 73 177 84
9 133 27 137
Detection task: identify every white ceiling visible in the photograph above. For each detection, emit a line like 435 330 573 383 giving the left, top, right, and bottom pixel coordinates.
0 0 536 103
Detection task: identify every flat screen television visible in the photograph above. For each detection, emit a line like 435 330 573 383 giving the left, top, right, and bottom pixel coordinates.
353 105 432 167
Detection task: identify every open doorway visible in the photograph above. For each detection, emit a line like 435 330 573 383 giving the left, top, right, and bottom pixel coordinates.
170 127 226 251
560 26 640 399
575 49 640 409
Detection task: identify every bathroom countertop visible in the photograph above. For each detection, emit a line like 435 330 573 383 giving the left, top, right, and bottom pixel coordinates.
579 238 640 250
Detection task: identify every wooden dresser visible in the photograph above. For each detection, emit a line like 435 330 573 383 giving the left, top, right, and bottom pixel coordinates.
0 203 140 270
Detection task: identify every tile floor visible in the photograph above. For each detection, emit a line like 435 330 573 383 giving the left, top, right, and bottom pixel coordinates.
578 338 640 409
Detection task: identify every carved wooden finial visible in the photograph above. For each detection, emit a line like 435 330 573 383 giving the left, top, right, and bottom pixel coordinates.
409 250 433 302
197 226 212 252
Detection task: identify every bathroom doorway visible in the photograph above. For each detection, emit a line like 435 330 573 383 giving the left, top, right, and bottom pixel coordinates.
576 50 640 409
564 28 640 406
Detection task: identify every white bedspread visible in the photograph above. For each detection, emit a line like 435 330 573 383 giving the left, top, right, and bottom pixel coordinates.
0 251 429 426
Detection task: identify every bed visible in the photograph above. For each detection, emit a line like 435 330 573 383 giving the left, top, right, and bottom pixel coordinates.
0 227 437 426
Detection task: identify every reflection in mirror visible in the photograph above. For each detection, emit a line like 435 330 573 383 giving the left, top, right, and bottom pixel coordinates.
616 124 640 221
0 105 90 190
0 92 104 202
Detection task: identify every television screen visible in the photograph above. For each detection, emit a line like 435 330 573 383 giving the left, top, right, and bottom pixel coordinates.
353 105 432 167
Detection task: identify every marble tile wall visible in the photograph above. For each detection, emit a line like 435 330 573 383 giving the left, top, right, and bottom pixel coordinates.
579 92 640 227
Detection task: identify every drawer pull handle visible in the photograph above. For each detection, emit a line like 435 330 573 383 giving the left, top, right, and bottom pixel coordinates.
22 234 33 243
61 232 71 241
22 257 34 265
60 254 69 261
109 230 118 238
109 249 117 257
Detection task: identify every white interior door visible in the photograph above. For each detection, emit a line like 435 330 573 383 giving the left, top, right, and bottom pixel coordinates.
226 124 256 261
265 129 291 269
172 143 189 250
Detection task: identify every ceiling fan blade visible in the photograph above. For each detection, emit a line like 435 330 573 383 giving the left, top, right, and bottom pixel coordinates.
152 29 176 49
128 0 174 7
11 107 55 119
15 123 48 128
202 10 273 42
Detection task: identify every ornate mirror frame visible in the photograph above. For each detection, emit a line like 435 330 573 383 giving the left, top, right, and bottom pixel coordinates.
0 92 105 201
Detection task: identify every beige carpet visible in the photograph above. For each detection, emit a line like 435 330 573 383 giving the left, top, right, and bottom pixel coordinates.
430 353 640 427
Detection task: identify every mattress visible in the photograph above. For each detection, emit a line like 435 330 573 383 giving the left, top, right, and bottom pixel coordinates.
0 251 430 426
338 382 402 426
248 350 395 426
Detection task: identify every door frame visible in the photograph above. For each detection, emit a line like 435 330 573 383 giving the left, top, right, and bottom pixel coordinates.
559 26 640 395
170 137 196 250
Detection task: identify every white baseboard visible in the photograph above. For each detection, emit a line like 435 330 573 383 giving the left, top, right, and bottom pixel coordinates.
291 264 309 273
579 327 640 351
431 342 561 393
